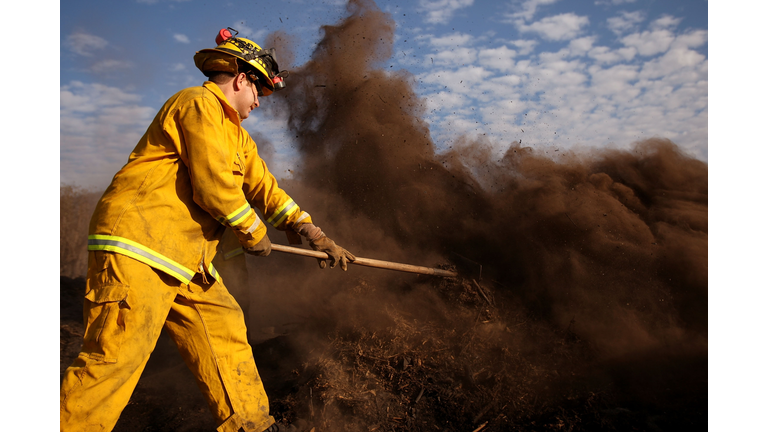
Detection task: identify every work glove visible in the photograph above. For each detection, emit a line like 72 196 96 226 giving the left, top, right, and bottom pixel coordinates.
309 235 356 271
245 232 272 256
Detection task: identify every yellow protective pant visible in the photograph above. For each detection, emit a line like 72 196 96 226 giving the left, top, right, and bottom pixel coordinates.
60 251 275 432
215 255 253 331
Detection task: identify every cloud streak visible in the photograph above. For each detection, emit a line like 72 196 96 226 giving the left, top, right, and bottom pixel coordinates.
506 0 560 22
65 32 108 56
418 0 475 24
515 12 590 41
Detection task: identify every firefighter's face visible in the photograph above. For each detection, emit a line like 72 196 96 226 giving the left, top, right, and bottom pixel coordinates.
234 73 259 120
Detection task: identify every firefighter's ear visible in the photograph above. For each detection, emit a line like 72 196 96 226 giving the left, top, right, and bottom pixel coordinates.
233 72 249 91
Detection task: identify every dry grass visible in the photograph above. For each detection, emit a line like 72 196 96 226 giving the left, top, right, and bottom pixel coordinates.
60 185 101 278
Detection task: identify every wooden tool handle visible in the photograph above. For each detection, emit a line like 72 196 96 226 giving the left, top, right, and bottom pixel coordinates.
270 244 458 278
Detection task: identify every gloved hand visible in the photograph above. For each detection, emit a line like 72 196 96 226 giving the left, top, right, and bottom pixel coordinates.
309 235 356 271
245 233 272 256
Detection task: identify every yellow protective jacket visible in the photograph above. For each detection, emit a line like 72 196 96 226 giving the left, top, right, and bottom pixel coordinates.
88 81 311 285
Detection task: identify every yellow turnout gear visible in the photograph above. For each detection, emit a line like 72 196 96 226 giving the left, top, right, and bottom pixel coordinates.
62 80 314 431
87 81 312 285
213 229 252 334
60 252 274 432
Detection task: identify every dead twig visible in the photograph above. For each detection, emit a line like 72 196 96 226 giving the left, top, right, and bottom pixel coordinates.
472 421 488 432
472 280 493 306
414 386 425 404
473 402 494 424
566 212 585 231
309 387 314 420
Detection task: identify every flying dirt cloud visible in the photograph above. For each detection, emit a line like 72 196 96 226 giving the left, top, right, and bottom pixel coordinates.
264 0 706 356
241 2 708 429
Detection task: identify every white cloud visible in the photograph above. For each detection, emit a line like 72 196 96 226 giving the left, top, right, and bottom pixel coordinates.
478 46 518 71
509 39 538 55
506 0 560 22
420 65 493 92
173 33 190 43
594 0 637 5
491 74 523 87
424 91 467 112
413 9 707 162
61 82 143 113
65 32 108 56
230 23 267 42
569 36 597 55
638 47 706 80
430 47 478 67
90 59 134 73
61 82 156 189
588 64 639 98
621 29 675 56
650 14 682 30
607 11 645 35
418 0 474 25
516 13 590 41
428 32 474 47
671 30 708 50
587 45 636 64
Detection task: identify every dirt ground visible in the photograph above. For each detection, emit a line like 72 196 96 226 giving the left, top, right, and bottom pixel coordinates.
60 270 706 432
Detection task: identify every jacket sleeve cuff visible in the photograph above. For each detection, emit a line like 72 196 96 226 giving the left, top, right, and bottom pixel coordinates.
232 212 268 249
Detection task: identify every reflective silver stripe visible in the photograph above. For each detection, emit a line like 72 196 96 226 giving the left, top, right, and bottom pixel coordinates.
87 235 195 284
207 263 221 283
224 247 245 260
245 217 261 234
296 211 310 224
267 200 298 227
226 203 251 226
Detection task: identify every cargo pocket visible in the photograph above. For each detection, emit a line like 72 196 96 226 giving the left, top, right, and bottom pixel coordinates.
81 282 130 364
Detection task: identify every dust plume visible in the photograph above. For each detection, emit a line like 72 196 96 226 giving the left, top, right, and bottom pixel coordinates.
255 0 707 428
267 0 706 354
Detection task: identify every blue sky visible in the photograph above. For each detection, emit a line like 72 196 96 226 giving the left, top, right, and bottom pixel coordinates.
60 0 708 190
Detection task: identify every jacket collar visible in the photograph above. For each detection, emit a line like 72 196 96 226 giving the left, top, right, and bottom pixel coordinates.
203 81 242 123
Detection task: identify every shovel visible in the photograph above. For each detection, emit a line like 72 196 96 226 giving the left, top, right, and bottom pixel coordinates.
270 244 458 278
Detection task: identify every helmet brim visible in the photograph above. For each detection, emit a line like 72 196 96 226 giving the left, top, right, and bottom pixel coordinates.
195 47 276 93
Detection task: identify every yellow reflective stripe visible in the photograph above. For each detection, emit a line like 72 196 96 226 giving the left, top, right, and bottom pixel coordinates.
226 203 251 226
207 262 221 283
87 235 195 285
266 199 298 227
224 247 245 260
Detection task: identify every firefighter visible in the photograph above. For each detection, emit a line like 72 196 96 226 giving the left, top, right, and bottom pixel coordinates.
213 229 255 338
60 28 354 432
